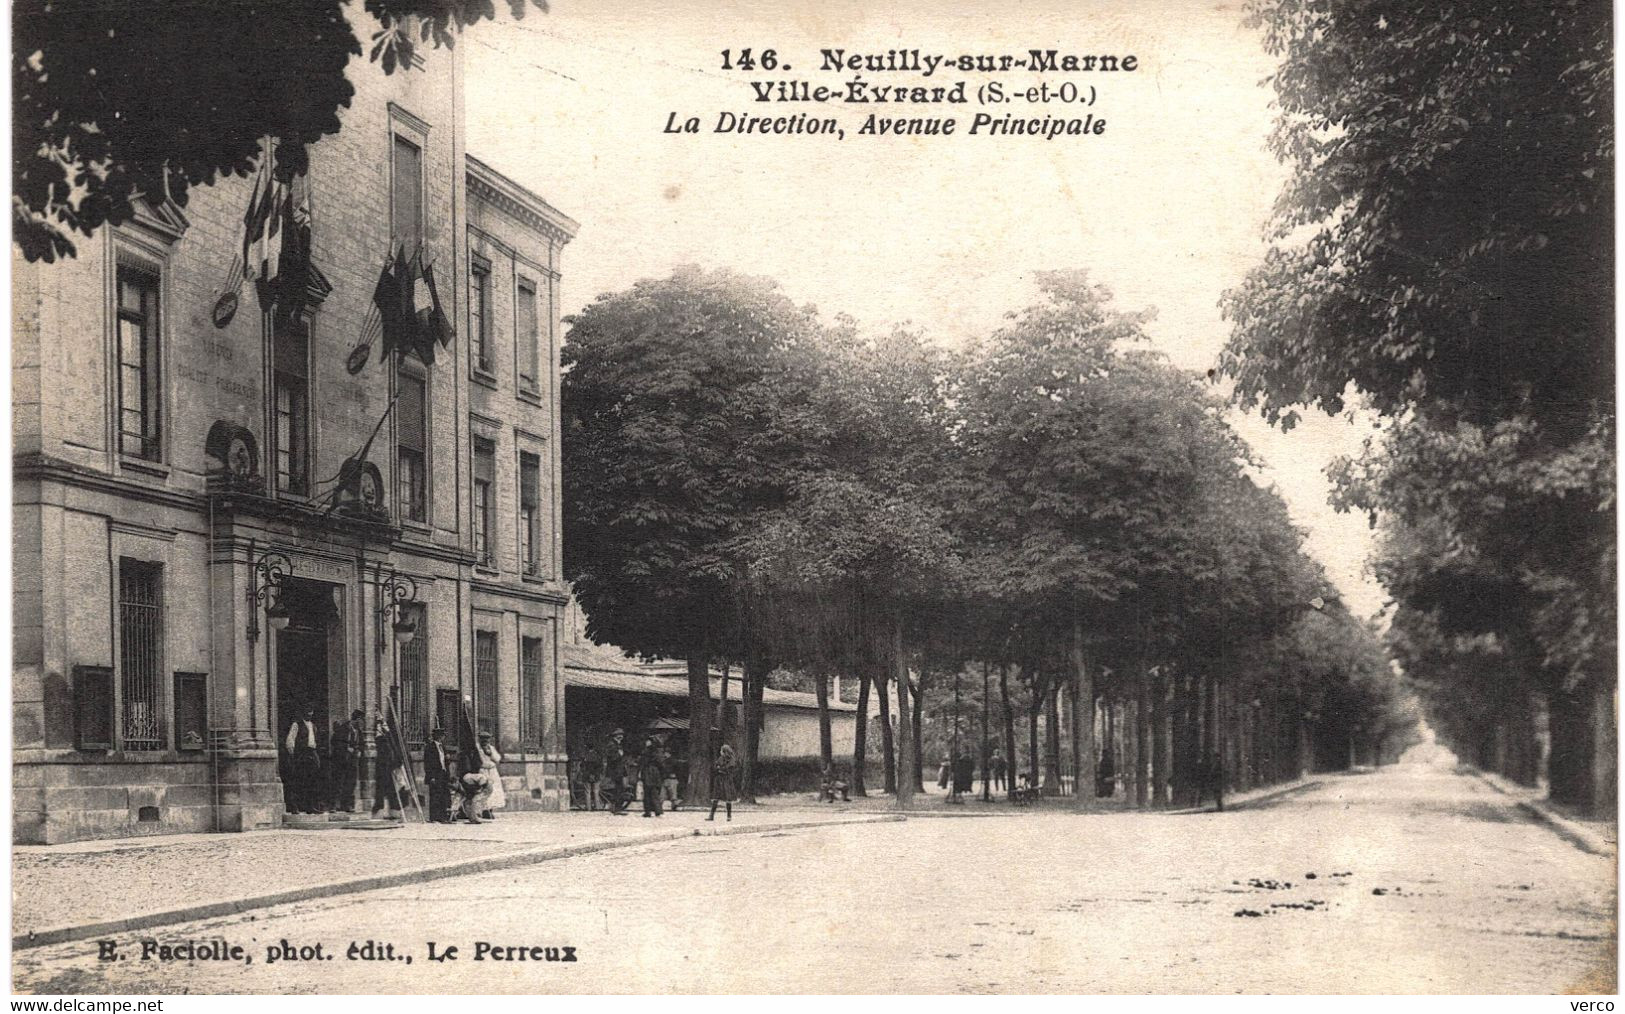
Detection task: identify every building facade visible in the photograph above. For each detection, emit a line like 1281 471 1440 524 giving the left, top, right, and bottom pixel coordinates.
12 28 577 843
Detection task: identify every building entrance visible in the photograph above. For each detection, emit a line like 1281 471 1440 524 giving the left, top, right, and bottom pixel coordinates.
274 577 347 812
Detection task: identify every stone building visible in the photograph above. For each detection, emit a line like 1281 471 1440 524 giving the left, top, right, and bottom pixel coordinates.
12 26 577 843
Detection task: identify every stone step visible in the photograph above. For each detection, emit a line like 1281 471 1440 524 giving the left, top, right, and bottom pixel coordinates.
282 813 402 831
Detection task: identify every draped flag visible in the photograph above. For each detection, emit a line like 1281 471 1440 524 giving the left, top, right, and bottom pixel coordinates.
242 157 285 288
371 243 454 367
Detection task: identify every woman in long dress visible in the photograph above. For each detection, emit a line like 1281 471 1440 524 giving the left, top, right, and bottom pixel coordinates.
477 731 505 818
707 743 739 822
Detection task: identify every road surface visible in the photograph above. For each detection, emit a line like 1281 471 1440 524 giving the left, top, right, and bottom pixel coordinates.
13 762 1615 993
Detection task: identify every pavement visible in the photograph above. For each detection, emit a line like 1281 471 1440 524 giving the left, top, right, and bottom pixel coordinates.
11 806 898 949
1464 767 1618 857
12 773 1324 949
12 761 1615 994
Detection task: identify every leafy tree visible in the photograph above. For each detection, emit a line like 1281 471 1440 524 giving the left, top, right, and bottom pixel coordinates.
1221 0 1611 428
1222 0 1614 808
14 0 545 261
561 266 827 801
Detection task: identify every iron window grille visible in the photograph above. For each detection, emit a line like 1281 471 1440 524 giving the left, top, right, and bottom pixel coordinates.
474 630 499 737
520 635 544 748
118 559 164 751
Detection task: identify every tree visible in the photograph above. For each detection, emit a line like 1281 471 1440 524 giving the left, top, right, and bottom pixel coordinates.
561 266 827 802
733 325 967 809
1221 0 1614 810
14 0 546 262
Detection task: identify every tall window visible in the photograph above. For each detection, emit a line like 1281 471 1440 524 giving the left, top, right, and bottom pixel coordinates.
391 135 423 249
116 266 162 461
472 438 495 566
273 321 310 495
396 368 427 522
469 261 491 374
518 452 540 576
118 559 163 751
516 278 539 392
398 604 427 746
520 635 544 748
474 630 499 736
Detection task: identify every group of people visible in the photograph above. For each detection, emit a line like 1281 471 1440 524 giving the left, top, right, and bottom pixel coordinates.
420 726 506 824
281 707 507 824
575 730 741 821
935 749 1009 800
281 707 371 815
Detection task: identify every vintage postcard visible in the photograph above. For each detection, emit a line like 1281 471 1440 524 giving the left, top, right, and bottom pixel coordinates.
8 0 1617 997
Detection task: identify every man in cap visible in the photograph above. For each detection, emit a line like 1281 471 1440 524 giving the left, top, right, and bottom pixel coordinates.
603 728 630 815
330 709 365 812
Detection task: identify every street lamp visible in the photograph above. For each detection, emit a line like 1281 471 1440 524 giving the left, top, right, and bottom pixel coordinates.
246 550 294 645
375 570 419 652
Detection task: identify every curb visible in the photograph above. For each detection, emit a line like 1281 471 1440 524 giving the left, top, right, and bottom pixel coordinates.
1165 777 1324 816
12 814 903 952
1465 769 1614 858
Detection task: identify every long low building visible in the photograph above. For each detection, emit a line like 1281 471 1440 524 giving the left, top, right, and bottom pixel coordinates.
559 615 867 804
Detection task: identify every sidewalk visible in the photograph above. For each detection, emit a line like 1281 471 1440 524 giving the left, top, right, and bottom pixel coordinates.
11 807 896 949
1465 767 1617 857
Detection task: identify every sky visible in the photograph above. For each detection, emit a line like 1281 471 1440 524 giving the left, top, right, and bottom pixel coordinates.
464 0 1388 619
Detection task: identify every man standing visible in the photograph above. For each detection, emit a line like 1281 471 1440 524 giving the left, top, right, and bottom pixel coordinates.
283 708 322 814
991 749 1007 793
580 744 604 811
639 738 665 817
330 709 364 812
423 728 453 823
603 729 629 815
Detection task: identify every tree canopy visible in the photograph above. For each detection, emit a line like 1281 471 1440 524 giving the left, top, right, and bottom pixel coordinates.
13 0 546 262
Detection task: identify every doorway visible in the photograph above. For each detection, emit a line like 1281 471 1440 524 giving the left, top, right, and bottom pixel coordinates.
274 577 346 810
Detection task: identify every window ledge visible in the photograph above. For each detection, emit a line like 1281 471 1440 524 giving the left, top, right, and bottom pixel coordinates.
516 386 544 406
471 368 499 390
119 457 170 480
400 519 433 535
474 564 500 578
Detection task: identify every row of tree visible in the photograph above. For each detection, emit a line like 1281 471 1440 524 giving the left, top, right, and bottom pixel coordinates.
1222 1 1614 811
562 266 1415 808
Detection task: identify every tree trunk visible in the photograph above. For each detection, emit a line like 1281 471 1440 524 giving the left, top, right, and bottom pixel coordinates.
719 661 733 748
875 666 896 794
1134 666 1150 808
684 653 714 804
1154 668 1172 806
1000 662 1018 802
1043 681 1062 795
815 669 834 768
981 661 993 803
851 662 871 797
1026 670 1043 796
740 655 768 803
911 670 925 792
892 616 916 810
1070 618 1094 811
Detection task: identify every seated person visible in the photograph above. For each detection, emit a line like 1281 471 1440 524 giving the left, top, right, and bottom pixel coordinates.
820 764 850 802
